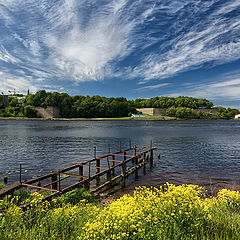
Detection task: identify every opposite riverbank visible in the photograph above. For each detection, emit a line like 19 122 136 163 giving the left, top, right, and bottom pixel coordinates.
0 116 176 120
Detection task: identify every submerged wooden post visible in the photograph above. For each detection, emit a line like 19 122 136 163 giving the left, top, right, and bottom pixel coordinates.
19 164 22 183
96 159 100 186
58 171 61 191
112 155 115 176
134 156 138 179
121 162 126 188
150 140 153 167
51 172 58 190
143 152 146 174
84 180 90 190
79 166 83 181
106 155 111 181
122 150 126 188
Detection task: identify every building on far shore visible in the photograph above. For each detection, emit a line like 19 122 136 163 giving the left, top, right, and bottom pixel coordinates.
35 106 60 119
131 114 145 118
235 114 240 119
0 95 9 107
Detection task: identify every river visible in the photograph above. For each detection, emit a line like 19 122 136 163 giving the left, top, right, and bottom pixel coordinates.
0 119 240 193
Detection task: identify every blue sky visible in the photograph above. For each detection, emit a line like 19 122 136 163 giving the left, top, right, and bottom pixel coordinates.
0 0 240 108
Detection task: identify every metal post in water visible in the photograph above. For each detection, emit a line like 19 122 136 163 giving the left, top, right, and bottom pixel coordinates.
119 141 122 152
129 139 132 149
108 144 111 153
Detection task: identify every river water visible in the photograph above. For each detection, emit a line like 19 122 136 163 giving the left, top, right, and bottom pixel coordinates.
0 119 240 193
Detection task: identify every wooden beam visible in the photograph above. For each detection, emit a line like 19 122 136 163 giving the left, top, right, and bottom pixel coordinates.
22 183 59 192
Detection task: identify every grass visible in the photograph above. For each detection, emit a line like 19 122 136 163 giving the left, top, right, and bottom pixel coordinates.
0 184 240 239
0 115 176 121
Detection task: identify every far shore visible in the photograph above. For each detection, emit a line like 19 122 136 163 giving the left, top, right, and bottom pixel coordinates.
0 116 239 121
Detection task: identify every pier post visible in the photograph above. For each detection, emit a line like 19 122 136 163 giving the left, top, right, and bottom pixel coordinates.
96 159 100 186
143 152 146 174
79 166 83 181
84 180 90 190
122 150 126 188
150 140 153 167
19 164 22 183
121 162 126 188
51 172 58 190
135 156 138 179
112 155 115 176
150 149 153 168
58 171 61 191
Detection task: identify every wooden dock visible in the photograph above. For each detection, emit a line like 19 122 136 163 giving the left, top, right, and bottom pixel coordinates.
0 143 156 204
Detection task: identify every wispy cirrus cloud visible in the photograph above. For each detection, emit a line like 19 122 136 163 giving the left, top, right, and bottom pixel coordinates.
0 0 240 94
130 0 240 82
168 71 240 103
134 83 170 92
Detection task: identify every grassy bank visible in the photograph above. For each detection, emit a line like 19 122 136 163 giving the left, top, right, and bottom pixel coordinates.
0 115 176 121
1 183 240 239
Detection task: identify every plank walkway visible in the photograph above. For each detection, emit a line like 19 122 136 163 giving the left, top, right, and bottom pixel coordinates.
0 144 156 207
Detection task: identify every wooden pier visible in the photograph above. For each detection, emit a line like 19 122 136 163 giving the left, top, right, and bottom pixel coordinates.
0 143 156 204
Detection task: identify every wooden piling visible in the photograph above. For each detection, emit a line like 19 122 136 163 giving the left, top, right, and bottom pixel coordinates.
51 172 58 190
96 159 100 186
1 143 156 204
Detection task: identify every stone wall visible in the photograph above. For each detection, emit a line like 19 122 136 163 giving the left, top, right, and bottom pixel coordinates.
137 108 166 116
0 95 9 107
36 106 60 119
137 107 218 116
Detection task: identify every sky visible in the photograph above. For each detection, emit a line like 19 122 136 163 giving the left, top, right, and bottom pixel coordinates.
0 0 240 108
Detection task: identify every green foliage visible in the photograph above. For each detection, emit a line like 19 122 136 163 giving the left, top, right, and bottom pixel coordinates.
216 106 240 119
0 90 239 119
12 189 33 204
0 183 5 189
56 189 96 205
132 96 213 109
8 97 18 107
24 105 38 118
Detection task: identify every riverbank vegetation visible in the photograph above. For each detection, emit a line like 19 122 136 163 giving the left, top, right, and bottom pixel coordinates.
1 183 240 239
0 90 239 119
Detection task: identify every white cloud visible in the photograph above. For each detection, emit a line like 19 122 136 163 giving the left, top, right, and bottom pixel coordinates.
0 0 240 90
130 0 240 81
168 71 240 102
0 72 37 94
135 83 170 92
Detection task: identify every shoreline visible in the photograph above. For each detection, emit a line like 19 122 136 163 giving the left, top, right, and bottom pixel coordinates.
0 117 237 121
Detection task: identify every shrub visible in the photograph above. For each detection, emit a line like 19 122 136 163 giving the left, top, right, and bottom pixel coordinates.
56 189 96 205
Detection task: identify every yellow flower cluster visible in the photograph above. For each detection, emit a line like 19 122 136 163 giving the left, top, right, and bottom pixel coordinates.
1 184 240 239
80 183 240 239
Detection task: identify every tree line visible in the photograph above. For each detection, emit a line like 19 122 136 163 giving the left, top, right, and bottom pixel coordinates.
0 90 239 119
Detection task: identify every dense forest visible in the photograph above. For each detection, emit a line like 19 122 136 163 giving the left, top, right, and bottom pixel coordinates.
0 90 239 119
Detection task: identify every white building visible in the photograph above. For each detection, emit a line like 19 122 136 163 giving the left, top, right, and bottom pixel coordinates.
131 114 145 118
235 114 240 119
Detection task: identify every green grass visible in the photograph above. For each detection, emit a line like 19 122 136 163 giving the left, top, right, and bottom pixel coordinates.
0 115 176 121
